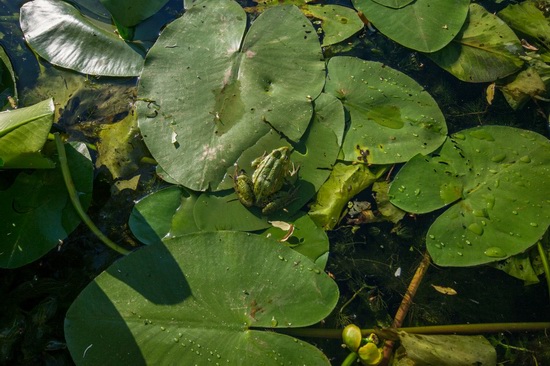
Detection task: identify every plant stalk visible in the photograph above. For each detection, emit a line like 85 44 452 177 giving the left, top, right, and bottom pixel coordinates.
537 240 550 303
275 322 550 339
54 133 130 255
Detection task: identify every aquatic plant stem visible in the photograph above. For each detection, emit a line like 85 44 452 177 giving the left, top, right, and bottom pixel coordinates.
537 241 550 303
276 322 550 339
380 250 431 365
54 133 130 255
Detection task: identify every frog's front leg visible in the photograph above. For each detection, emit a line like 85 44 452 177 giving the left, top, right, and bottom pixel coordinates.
233 166 255 207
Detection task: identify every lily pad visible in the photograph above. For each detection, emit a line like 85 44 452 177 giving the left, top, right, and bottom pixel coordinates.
20 0 144 76
498 1 550 52
428 4 523 83
352 0 470 52
262 211 330 268
389 126 550 267
137 0 325 191
129 186 201 245
65 231 338 365
0 142 93 268
0 99 55 169
305 5 364 47
325 56 447 165
370 0 414 9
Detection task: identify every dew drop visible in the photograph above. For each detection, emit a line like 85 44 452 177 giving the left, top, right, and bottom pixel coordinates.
472 208 487 218
520 155 531 163
428 234 435 239
491 153 506 163
530 222 539 227
512 210 518 215
484 247 507 258
457 251 463 256
467 223 483 236
414 188 421 196
271 316 278 327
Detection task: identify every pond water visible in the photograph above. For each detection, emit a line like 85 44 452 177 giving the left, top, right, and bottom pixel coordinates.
0 0 549 365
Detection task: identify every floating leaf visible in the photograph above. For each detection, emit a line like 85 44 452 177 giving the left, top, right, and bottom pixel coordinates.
498 1 550 52
65 231 338 365
20 0 144 76
394 331 496 365
0 142 93 268
262 212 330 268
352 0 470 52
137 0 325 190
370 0 414 8
129 186 200 245
325 56 447 165
0 99 55 169
309 162 387 230
390 126 550 266
305 5 364 47
428 4 523 83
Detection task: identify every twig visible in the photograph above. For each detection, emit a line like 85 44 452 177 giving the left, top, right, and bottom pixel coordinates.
380 251 431 365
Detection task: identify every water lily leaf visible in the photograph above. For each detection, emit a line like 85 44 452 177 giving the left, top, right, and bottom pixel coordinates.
0 142 93 268
96 112 145 180
498 1 550 52
352 0 470 52
100 0 169 28
325 56 447 165
262 211 329 268
309 162 387 230
428 4 523 83
389 126 550 267
500 65 548 110
193 190 270 231
0 99 55 169
394 331 496 365
137 0 325 191
192 92 344 226
20 0 144 76
0 44 16 110
305 5 364 47
65 231 338 365
370 0 414 9
129 186 200 245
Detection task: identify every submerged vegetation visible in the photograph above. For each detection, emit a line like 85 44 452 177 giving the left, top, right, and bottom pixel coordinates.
0 0 550 364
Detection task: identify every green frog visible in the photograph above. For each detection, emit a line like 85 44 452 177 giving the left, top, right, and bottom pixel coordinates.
234 146 297 215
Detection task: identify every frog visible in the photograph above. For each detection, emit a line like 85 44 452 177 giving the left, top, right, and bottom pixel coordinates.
233 146 298 215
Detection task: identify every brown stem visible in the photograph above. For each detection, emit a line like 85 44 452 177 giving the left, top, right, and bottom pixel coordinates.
380 251 431 365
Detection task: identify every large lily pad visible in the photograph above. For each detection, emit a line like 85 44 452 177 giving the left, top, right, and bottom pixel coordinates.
0 98 55 169
389 126 550 267
428 4 523 83
352 0 470 52
325 56 447 165
65 231 338 365
137 0 325 191
20 0 144 76
0 142 93 268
